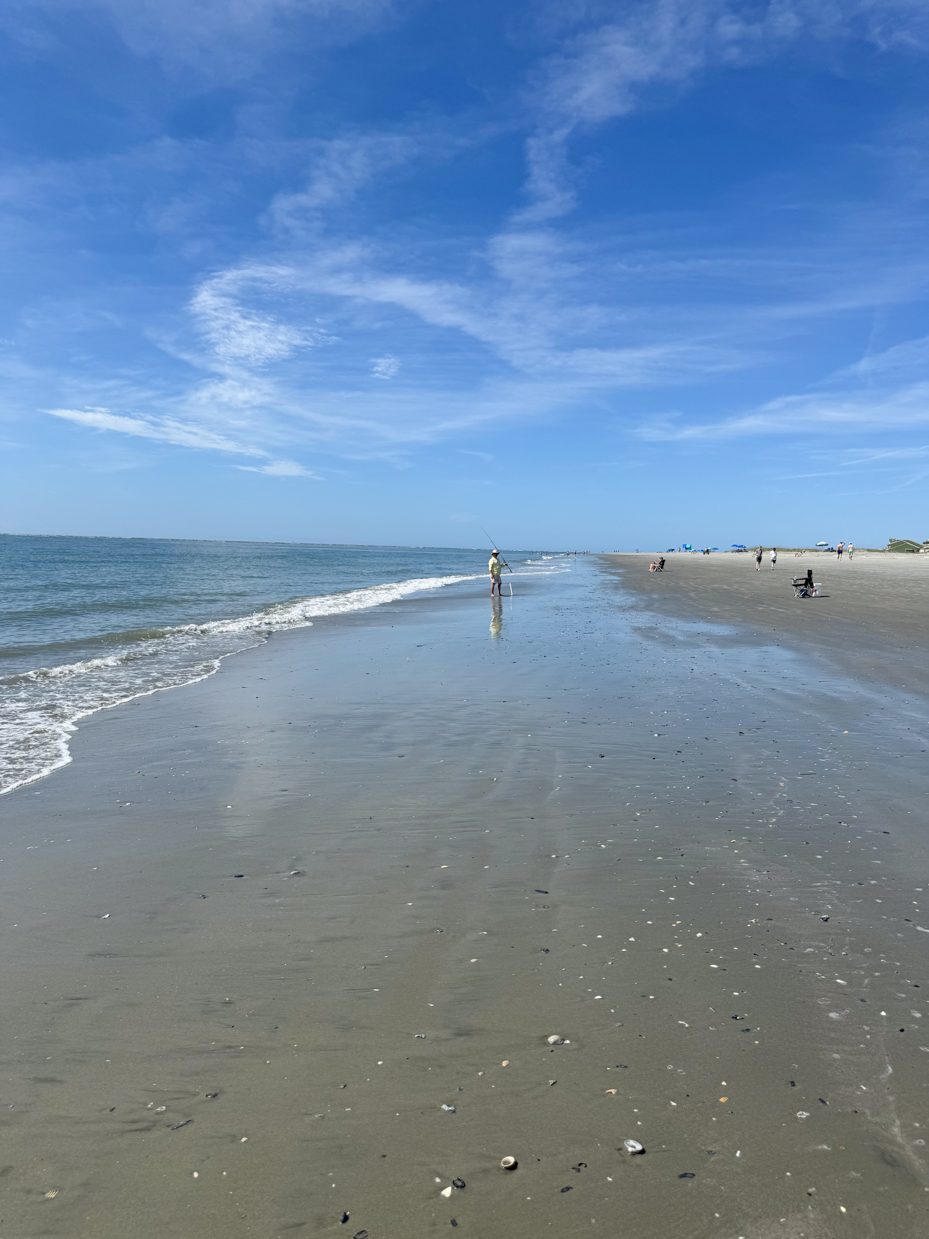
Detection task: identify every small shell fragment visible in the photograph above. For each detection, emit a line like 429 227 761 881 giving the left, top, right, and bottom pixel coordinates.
546 1035 565 1045
44 1189 59 1199
441 1104 456 1112
623 1139 644 1155
440 1186 453 1198
500 1156 518 1170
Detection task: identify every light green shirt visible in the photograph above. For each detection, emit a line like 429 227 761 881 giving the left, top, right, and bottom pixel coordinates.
489 557 503 576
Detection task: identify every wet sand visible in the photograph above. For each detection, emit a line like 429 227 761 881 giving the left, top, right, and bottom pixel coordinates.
603 550 929 694
1 560 928 1238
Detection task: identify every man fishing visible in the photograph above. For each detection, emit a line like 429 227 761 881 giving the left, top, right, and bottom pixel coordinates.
488 549 508 596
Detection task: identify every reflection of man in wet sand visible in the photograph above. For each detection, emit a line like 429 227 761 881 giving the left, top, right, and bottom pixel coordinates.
490 597 503 638
489 549 507 596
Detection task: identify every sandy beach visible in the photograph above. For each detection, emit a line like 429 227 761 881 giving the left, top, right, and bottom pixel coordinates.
2 555 928 1238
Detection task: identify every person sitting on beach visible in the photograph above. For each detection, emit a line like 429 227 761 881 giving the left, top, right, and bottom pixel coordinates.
489 549 506 596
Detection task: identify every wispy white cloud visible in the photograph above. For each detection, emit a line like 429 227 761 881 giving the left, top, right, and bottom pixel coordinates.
639 380 929 440
370 354 400 379
190 267 333 365
835 332 929 380
47 406 261 453
516 0 929 222
238 458 320 476
516 1 778 221
269 133 418 235
5 0 396 79
48 405 322 476
836 442 929 464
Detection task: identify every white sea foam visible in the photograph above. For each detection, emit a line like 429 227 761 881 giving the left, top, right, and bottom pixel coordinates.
0 573 479 797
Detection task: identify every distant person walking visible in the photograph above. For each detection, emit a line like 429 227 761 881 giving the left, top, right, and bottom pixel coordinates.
770 547 777 568
755 546 763 571
847 542 854 560
837 541 845 560
489 549 507 596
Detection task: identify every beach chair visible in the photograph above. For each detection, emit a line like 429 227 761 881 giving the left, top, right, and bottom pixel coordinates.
790 575 820 599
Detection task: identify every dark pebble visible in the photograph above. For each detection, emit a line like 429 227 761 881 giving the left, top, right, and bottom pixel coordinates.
678 1173 695 1179
535 890 548 894
170 1119 192 1130
451 1220 458 1227
452 1178 465 1189
353 1232 368 1239
560 1186 572 1193
205 1092 219 1099
340 1212 349 1224
541 948 550 953
234 875 244 879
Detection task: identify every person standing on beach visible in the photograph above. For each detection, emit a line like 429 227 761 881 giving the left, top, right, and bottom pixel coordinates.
847 542 854 560
837 541 845 560
755 546 763 571
770 547 777 568
489 549 506 596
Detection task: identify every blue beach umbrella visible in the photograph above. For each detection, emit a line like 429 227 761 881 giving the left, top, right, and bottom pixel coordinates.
731 544 746 549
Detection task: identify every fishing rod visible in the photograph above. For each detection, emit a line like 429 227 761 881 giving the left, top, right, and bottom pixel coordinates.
479 525 513 572
480 525 514 596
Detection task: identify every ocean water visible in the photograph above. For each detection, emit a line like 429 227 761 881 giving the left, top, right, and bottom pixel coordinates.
0 536 557 796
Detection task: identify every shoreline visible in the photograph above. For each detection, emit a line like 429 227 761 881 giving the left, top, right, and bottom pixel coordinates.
0 569 496 799
1 561 928 1237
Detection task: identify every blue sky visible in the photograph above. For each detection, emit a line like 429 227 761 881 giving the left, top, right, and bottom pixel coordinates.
1 0 928 549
